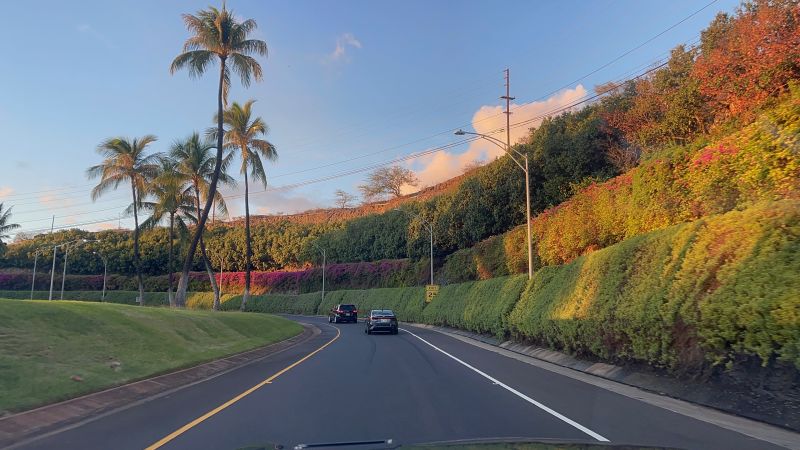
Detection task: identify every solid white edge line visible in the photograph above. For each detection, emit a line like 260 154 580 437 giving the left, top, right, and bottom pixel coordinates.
400 327 610 443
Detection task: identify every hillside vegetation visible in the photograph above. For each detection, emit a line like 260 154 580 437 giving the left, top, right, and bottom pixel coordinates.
229 199 799 376
0 299 301 413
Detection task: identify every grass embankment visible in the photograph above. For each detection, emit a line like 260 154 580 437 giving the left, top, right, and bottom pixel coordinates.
0 299 302 414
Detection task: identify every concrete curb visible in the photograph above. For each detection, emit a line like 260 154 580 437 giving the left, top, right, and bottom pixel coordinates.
0 323 318 449
407 323 799 434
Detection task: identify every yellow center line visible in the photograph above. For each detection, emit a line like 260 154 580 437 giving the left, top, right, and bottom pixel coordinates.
145 326 341 450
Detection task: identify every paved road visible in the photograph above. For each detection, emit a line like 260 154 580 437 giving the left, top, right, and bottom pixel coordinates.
15 316 788 450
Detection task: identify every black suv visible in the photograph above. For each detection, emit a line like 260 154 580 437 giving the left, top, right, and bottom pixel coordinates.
329 304 358 323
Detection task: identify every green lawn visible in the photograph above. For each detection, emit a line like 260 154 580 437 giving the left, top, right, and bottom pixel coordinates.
0 299 302 414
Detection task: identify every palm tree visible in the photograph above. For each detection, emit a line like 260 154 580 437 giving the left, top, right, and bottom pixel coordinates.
171 133 234 309
138 158 194 307
0 203 20 245
170 4 268 306
211 99 277 311
87 136 160 305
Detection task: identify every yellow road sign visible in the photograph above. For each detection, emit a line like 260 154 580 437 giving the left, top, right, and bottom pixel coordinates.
425 284 439 303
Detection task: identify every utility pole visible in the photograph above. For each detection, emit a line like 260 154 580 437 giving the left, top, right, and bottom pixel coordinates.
50 215 55 234
501 68 514 159
501 68 533 279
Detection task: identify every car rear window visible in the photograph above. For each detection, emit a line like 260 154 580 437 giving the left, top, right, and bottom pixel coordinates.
381 310 395 316
339 305 356 311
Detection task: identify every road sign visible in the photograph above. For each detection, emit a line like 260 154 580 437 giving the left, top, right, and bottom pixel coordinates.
425 284 439 303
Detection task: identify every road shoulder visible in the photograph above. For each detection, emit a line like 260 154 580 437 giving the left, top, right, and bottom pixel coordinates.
0 323 319 449
406 323 800 450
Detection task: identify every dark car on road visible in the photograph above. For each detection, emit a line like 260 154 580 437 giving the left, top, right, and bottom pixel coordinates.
329 304 358 323
365 309 398 334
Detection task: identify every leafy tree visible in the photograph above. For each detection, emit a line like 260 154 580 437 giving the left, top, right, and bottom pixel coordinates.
87 136 160 305
334 189 356 209
171 132 234 309
213 99 277 310
138 157 195 306
693 0 800 123
170 4 268 306
358 166 419 201
604 46 710 150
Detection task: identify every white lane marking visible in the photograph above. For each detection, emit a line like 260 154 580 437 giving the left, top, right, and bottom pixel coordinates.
400 327 610 442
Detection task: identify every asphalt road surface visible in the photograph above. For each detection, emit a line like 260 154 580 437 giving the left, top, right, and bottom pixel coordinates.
14 316 789 450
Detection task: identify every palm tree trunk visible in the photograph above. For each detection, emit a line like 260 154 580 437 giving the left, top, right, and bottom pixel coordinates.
195 187 220 309
131 182 144 306
241 170 252 311
176 56 227 306
168 212 175 307
200 236 220 308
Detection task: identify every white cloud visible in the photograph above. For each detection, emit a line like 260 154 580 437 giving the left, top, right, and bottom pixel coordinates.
220 187 323 218
324 33 362 63
407 85 588 190
76 24 116 49
0 187 13 199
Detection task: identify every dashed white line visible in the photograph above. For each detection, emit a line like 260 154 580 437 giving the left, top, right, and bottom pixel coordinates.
400 327 610 442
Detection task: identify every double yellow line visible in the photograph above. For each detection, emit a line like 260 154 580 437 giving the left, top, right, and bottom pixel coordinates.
146 326 341 450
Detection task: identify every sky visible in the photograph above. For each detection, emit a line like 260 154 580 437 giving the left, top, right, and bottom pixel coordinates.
0 0 741 238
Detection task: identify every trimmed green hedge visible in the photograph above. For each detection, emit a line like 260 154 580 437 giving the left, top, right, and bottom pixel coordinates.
317 286 427 323
0 291 234 310
221 292 323 315
508 199 800 371
421 275 528 338
0 290 169 306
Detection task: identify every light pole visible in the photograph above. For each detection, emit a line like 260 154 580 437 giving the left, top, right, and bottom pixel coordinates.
310 242 326 303
49 239 88 301
394 209 434 285
30 247 47 300
93 251 108 302
455 129 533 279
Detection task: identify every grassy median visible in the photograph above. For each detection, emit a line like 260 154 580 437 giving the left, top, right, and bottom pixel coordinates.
0 299 302 414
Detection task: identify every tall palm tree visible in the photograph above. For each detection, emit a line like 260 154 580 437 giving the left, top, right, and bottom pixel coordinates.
170 4 268 306
138 158 195 307
87 136 160 305
211 99 277 311
171 133 235 309
0 203 20 245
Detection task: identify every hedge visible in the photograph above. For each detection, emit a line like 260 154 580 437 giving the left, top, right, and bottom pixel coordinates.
0 290 233 309
317 286 427 323
0 290 169 306
507 199 800 372
420 275 528 338
220 292 323 315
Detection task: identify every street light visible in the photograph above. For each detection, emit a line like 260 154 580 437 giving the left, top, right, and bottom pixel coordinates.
93 251 108 302
394 208 434 285
48 239 90 301
455 129 533 279
310 242 326 304
30 247 48 300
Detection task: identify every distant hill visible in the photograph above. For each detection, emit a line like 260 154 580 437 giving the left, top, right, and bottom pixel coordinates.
222 168 479 227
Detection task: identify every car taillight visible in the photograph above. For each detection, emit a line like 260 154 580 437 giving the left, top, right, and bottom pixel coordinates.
353 309 358 313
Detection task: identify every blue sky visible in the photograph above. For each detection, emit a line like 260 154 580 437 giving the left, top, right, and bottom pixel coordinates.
0 0 740 237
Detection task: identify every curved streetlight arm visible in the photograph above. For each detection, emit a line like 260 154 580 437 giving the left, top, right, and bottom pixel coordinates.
455 129 527 171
